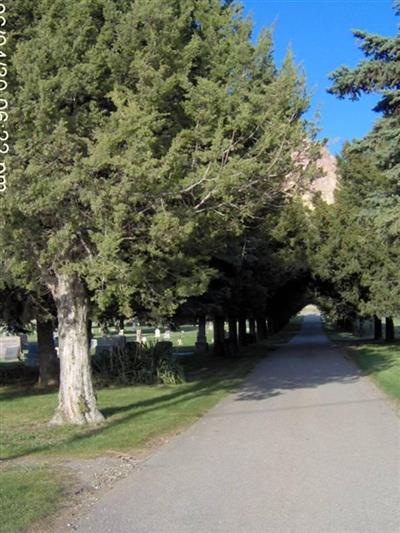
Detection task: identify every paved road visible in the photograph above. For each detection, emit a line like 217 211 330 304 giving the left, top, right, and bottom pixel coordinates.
71 312 400 533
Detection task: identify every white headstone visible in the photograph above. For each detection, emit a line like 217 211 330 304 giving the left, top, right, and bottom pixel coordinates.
163 330 171 340
0 336 21 361
155 328 161 339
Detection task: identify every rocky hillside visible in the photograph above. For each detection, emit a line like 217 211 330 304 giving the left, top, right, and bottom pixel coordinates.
303 146 338 205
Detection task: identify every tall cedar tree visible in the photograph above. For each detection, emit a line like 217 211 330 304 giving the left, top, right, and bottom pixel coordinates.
1 0 313 424
326 1 400 332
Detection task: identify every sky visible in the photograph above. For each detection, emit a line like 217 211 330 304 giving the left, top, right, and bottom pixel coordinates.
241 0 397 153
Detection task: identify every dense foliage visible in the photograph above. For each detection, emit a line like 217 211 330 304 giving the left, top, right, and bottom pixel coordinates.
1 0 315 424
311 2 399 338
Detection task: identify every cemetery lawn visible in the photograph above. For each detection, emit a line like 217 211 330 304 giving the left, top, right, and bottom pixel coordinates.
1 317 304 462
0 465 70 533
1 355 260 461
325 325 400 402
350 343 400 401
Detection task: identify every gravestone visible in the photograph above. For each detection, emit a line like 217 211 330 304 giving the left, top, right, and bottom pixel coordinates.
0 336 21 362
95 336 126 358
26 343 39 367
19 334 29 350
155 328 161 339
163 330 171 340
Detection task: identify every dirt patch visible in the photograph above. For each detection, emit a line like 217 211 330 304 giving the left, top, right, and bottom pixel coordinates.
24 433 179 532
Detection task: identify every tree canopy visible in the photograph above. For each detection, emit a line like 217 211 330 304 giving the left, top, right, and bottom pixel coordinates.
1 0 315 424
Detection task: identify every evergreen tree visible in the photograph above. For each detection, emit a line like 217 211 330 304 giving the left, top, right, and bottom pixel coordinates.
1 0 313 424
324 2 400 337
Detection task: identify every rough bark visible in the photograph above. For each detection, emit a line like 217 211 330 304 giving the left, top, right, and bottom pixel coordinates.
36 317 58 388
249 318 256 340
228 316 238 348
373 316 382 340
256 317 266 340
87 319 93 346
48 273 104 425
213 316 226 356
385 317 395 342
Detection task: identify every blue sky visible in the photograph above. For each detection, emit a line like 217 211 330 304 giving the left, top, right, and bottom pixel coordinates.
241 0 397 153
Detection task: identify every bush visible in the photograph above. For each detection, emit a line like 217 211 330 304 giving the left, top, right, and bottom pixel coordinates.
92 341 185 386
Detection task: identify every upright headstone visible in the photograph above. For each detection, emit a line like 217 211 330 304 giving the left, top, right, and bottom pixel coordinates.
90 338 98 351
0 336 21 362
155 328 161 339
163 330 171 340
26 343 39 367
95 335 126 357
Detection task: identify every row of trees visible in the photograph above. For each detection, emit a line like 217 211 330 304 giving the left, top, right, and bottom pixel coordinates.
309 1 400 339
1 1 317 425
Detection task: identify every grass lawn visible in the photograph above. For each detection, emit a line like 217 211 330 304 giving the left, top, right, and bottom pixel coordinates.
0 466 69 533
324 325 400 402
1 357 260 461
349 343 400 401
0 316 303 531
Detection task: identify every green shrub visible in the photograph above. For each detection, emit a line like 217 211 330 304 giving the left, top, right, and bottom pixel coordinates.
92 341 185 386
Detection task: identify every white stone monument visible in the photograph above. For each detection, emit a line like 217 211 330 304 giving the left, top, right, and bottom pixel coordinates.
0 336 21 361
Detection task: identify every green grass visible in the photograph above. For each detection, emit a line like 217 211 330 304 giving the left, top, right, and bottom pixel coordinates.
0 465 68 533
1 355 261 461
350 343 400 401
1 317 305 462
324 324 400 401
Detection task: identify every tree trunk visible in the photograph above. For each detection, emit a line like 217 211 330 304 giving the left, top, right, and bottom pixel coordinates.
385 317 395 342
49 273 104 425
238 315 247 346
256 317 266 340
36 317 58 388
87 319 93 345
249 317 256 342
195 315 208 354
373 316 382 340
228 316 238 348
213 316 226 356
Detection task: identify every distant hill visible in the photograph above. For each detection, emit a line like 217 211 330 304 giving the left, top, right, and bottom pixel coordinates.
303 146 337 205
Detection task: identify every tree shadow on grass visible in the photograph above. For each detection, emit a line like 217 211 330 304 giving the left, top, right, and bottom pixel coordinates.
0 385 58 402
2 374 241 461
